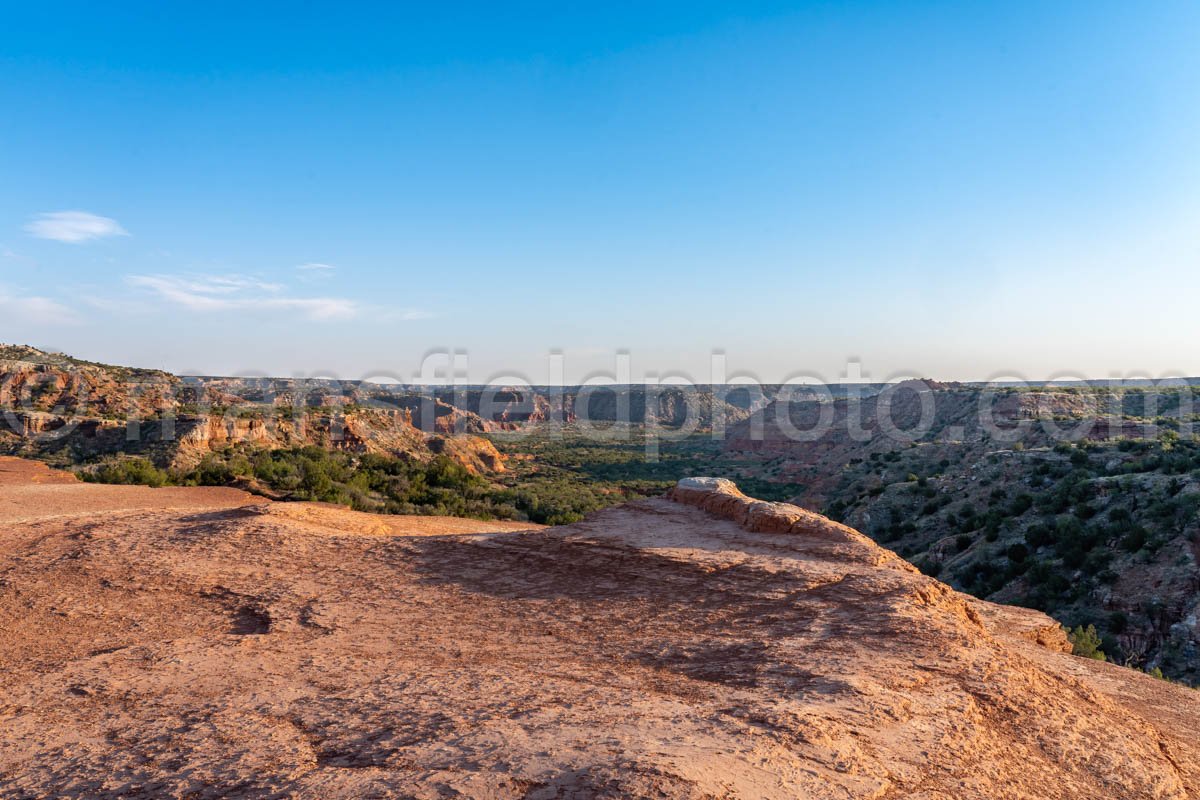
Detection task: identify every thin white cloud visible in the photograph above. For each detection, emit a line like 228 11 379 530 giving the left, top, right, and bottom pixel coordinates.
0 286 79 325
393 309 435 321
160 275 284 294
296 262 337 284
25 211 129 243
126 274 357 321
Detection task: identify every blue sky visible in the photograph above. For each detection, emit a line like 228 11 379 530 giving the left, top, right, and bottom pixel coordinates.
2 1 1198 383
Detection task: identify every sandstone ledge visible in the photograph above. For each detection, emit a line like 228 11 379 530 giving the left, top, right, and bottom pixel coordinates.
668 476 916 570
4 460 1199 798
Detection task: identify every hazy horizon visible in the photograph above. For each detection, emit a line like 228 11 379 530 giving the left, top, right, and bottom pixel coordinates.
10 340 1200 390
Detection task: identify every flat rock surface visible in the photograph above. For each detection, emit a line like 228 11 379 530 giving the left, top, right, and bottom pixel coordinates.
1 457 1198 799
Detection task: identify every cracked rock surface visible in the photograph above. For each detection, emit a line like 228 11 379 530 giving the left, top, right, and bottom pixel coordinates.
1 457 1198 799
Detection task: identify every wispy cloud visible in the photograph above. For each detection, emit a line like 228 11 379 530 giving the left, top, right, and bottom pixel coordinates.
150 274 284 295
25 211 129 243
126 274 357 321
0 286 79 325
296 262 337 284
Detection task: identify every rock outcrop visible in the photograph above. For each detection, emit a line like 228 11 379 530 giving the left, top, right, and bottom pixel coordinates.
1 461 1198 799
0 346 505 474
0 345 180 419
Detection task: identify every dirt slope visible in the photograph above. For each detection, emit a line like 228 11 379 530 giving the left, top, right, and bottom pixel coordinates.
0 459 1198 798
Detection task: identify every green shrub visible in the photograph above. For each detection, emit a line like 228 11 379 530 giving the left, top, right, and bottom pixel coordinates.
1121 526 1149 553
1006 542 1029 563
1008 493 1034 516
82 457 169 488
1067 624 1107 661
1025 523 1053 549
